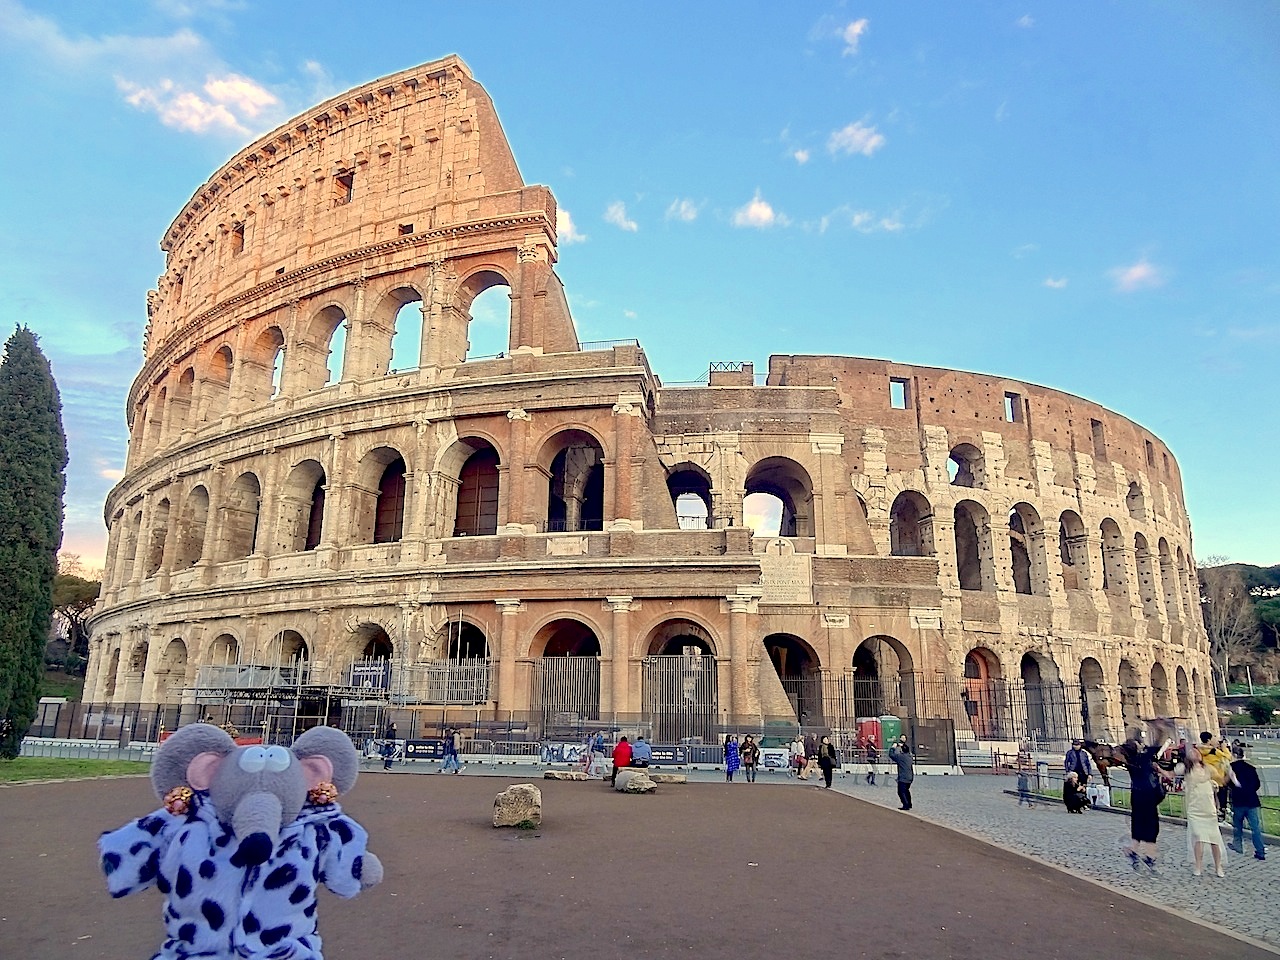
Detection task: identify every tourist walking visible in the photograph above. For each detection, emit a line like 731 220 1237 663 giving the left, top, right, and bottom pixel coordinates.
440 726 463 774
1184 745 1231 877
1121 737 1172 875
382 720 398 770
1198 733 1232 822
888 737 914 810
816 735 838 789
1064 739 1093 786
1229 744 1267 861
610 736 633 786
724 734 741 782
790 735 809 779
740 735 761 782
864 739 878 785
1015 761 1034 807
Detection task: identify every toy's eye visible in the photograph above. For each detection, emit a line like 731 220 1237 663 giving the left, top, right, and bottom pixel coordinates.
263 746 292 772
239 747 269 773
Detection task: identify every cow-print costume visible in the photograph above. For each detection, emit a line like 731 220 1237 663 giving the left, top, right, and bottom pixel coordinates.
99 791 370 960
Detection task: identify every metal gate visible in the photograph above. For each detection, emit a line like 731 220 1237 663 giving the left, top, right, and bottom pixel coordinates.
530 656 601 740
641 653 719 743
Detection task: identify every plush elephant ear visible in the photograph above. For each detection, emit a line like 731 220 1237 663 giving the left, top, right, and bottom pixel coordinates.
152 724 237 800
292 727 360 794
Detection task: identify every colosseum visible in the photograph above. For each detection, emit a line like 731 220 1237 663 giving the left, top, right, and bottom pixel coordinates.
83 55 1214 757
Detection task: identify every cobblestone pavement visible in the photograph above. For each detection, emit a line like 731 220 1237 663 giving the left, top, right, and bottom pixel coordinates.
818 769 1279 950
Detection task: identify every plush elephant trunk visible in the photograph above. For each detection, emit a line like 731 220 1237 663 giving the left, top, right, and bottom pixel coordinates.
230 792 284 867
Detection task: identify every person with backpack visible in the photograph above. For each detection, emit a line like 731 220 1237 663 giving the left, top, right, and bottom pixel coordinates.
1121 737 1173 875
1229 744 1267 861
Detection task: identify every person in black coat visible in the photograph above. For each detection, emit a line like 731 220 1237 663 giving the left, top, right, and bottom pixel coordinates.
816 736 838 789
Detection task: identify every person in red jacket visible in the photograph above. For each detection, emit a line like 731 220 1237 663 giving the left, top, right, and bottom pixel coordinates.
611 736 633 786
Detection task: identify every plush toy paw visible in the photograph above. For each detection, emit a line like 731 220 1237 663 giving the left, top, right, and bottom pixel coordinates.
359 851 384 888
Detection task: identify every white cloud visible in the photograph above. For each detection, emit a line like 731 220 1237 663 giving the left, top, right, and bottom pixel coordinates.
665 198 699 222
995 100 1009 122
604 201 638 232
118 72 278 135
100 466 125 482
1017 14 1035 28
792 148 811 164
1044 277 1068 289
732 191 785 229
1110 258 1165 292
841 18 869 55
828 121 886 157
557 208 587 244
623 310 637 319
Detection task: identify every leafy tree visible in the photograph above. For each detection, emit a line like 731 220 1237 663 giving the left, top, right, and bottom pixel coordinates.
1198 561 1260 695
0 328 67 759
1244 696 1278 726
53 555 100 662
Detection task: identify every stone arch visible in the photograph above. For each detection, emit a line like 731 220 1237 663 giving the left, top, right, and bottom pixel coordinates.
170 367 195 438
278 459 327 552
1118 658 1143 738
954 499 995 591
744 457 814 538
962 646 1006 740
220 472 262 561
1008 502 1047 595
455 268 514 362
201 344 234 422
948 442 984 487
351 446 408 545
245 325 286 402
147 387 167 449
298 304 348 391
764 632 823 723
103 647 122 699
889 490 934 557
1079 657 1109 740
360 285 425 376
1020 651 1067 742
437 619 491 660
852 635 914 722
174 485 210 569
1099 518 1128 596
123 509 143 579
454 441 501 537
644 618 719 657
206 633 240 665
539 429 606 532
531 617 601 722
155 639 189 705
1126 480 1145 520
1157 538 1180 618
1175 665 1190 717
1058 510 1088 591
145 498 171 576
667 464 714 531
1150 662 1172 717
534 618 603 657
1175 546 1192 617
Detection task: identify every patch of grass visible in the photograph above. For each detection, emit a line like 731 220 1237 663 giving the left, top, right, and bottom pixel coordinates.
39 669 84 701
0 758 148 783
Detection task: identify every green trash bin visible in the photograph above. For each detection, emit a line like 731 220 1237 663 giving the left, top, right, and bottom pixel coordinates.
879 715 902 749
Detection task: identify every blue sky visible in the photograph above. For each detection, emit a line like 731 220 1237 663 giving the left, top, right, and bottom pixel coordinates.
1 1 1277 570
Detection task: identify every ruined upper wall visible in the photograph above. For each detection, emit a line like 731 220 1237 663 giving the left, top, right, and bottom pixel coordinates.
143 55 541 360
767 354 1187 510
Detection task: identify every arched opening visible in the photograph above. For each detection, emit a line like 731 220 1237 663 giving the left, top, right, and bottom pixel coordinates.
204 345 233 421
1175 665 1190 717
270 347 284 398
347 624 390 689
278 460 326 553
1008 502 1045 595
156 639 189 705
851 635 912 722
532 619 602 728
889 491 934 557
1150 662 1172 717
221 472 261 560
765 633 823 724
374 457 407 543
445 622 490 660
1158 539 1180 618
315 307 347 386
389 299 424 373
962 647 1005 740
464 284 511 359
148 387 167 448
122 510 142 577
642 619 719 743
1099 518 1127 596
170 368 195 437
1020 652 1066 744
745 457 813 538
544 431 605 532
1058 510 1088 591
948 443 984 487
742 492 783 537
954 500 993 591
103 648 121 699
245 326 285 403
667 466 713 530
454 445 500 537
146 498 171 576
174 486 209 569
1079 657 1108 740
1118 659 1143 739
207 634 239 665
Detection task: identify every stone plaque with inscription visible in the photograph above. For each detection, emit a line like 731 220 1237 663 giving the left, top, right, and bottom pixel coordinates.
759 538 813 604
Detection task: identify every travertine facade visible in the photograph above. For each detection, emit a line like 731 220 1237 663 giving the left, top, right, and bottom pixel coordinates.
86 56 1213 745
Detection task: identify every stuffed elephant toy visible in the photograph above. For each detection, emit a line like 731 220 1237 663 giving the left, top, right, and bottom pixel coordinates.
100 724 382 960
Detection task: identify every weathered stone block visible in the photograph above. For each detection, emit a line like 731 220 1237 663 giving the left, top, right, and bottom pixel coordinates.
613 768 656 793
493 783 542 827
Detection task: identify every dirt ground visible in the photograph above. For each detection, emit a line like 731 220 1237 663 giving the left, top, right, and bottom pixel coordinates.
1 772 1269 960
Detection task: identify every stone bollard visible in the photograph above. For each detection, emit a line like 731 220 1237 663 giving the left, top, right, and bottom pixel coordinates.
493 783 543 828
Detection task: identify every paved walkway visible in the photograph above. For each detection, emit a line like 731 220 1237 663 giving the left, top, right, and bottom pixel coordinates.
378 759 1279 950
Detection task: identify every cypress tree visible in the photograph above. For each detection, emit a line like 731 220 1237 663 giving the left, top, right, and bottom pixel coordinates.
0 327 67 759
